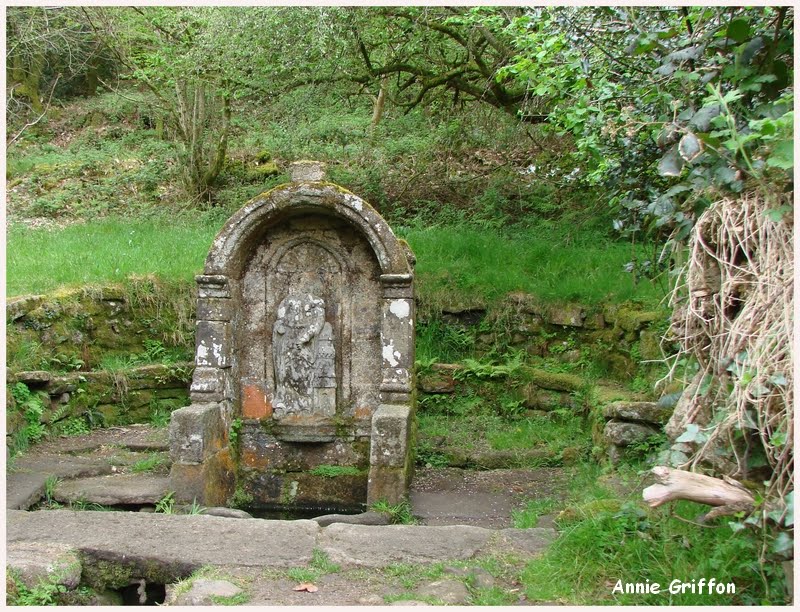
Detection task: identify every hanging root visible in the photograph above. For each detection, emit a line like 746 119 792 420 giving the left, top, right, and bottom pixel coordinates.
666 191 793 502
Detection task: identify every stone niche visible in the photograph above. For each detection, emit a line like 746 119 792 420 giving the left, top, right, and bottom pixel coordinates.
169 161 416 512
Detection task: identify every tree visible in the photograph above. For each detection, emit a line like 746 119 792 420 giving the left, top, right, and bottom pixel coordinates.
6 6 112 143
85 7 235 201
492 6 793 250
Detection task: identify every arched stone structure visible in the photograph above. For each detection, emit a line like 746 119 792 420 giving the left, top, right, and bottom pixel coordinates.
169 162 416 510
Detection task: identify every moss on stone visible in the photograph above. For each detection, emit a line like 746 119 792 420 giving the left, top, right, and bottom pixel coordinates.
613 307 665 333
521 367 585 393
79 557 134 590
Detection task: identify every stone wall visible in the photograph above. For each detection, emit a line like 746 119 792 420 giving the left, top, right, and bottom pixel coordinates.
6 364 192 444
7 282 668 466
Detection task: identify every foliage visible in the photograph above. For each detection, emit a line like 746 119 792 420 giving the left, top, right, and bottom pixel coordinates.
52 416 91 437
6 6 114 132
491 6 793 277
665 191 793 505
370 499 417 525
130 453 167 473
155 491 176 514
521 498 788 604
307 465 362 478
284 549 341 586
44 475 60 505
9 382 48 456
6 570 68 606
512 497 559 529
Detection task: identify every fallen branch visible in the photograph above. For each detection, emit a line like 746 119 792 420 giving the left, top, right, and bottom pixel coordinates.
643 466 755 508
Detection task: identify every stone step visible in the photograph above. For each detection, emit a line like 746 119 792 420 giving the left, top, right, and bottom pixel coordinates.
7 510 556 587
53 473 171 506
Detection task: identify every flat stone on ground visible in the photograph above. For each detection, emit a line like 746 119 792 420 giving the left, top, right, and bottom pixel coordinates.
411 491 512 528
7 510 318 580
6 455 115 510
318 523 496 568
166 578 242 605
53 473 171 505
313 511 390 527
6 541 82 590
415 578 471 604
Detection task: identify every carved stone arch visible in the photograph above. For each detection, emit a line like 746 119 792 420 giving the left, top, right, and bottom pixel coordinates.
203 183 412 281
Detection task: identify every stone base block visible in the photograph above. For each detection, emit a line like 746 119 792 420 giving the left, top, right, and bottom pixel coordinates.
169 450 235 507
169 402 225 464
367 404 413 505
239 469 368 510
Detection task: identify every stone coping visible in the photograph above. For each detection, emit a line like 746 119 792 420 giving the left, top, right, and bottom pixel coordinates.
7 510 555 579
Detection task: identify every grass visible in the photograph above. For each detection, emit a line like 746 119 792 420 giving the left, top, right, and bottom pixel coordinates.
7 216 663 310
485 413 586 453
284 549 341 584
514 462 790 605
370 499 417 524
511 497 560 528
6 216 219 296
307 465 362 478
400 223 663 312
130 453 167 473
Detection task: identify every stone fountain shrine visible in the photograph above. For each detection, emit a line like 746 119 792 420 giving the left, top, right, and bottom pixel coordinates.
169 161 416 513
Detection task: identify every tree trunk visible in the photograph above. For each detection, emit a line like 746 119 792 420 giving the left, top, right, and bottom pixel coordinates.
371 77 388 127
642 466 755 508
10 51 44 113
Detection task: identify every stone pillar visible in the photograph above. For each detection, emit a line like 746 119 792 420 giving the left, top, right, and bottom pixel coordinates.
379 273 415 404
169 274 235 505
368 272 415 505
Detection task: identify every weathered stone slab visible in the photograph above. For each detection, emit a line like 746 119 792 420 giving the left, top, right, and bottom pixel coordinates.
523 367 585 392
603 401 672 425
369 405 411 468
313 511 390 527
603 419 660 447
7 510 319 577
182 506 253 519
166 578 243 605
496 528 557 555
53 474 171 505
11 370 52 385
6 294 46 321
6 455 115 510
318 524 494 567
417 363 461 394
545 303 585 327
6 541 82 590
411 490 512 528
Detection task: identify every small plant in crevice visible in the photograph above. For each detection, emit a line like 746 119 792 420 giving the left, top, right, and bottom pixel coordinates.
53 416 91 437
43 475 60 506
308 465 362 478
155 491 176 514
370 499 418 525
229 486 254 510
228 417 242 450
131 453 167 473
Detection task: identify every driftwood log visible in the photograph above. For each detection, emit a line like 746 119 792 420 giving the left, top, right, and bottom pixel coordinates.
642 466 755 509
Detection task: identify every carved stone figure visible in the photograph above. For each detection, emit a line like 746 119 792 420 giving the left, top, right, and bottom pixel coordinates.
272 292 335 415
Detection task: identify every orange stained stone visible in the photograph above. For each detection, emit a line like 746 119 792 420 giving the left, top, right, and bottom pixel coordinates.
242 385 271 419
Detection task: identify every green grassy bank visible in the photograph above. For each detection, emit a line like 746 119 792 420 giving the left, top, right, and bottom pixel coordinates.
7 217 663 307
